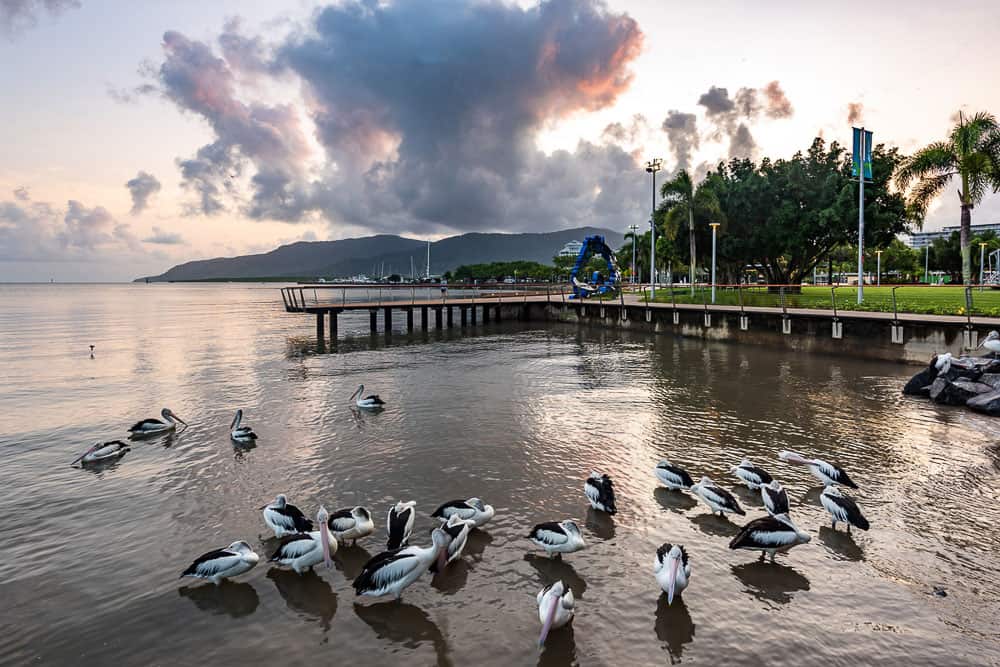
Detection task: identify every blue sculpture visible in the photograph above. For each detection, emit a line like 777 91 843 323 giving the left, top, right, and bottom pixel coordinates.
569 235 622 299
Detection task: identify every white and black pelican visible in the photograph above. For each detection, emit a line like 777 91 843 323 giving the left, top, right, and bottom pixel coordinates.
128 408 187 438
731 459 773 490
528 520 586 558
584 472 617 514
654 460 694 491
230 409 257 444
778 450 858 488
387 500 416 550
430 498 495 527
431 514 475 572
537 580 574 647
261 494 314 537
353 527 450 599
729 513 811 562
761 480 790 517
654 543 690 605
979 330 1000 356
351 384 386 409
934 352 954 373
71 440 129 466
327 506 375 546
820 487 870 533
690 476 746 517
269 506 337 574
181 540 259 584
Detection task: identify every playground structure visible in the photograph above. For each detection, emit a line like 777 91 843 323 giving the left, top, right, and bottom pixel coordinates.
984 249 1000 287
569 235 622 300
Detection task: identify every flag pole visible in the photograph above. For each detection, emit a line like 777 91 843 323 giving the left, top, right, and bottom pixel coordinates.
857 127 865 304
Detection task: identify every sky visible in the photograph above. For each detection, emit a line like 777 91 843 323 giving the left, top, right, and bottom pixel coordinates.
2 0 999 281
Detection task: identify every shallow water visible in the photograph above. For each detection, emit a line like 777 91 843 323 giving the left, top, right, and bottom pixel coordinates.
1 283 999 666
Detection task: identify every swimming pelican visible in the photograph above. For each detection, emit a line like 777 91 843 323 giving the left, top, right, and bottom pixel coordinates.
778 450 858 488
820 487 870 533
537 580 575 647
431 514 475 572
528 520 586 558
229 409 257 444
431 497 495 527
654 460 694 491
128 408 187 439
729 513 811 562
731 459 773 490
181 540 259 584
327 506 375 546
71 440 129 466
978 330 1000 356
761 480 790 517
261 494 314 537
690 476 746 517
269 506 337 574
387 500 416 550
654 543 690 605
584 472 617 514
353 527 450 599
350 384 385 409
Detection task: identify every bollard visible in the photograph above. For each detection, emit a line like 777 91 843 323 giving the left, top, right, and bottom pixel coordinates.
891 324 904 344
704 313 712 328
739 314 749 331
672 311 679 325
832 320 843 339
782 317 792 335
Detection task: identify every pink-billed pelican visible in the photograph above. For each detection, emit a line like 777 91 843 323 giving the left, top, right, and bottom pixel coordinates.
761 480 790 517
261 494 314 537
351 384 385 409
730 459 773 490
528 520 585 558
537 580 574 647
690 476 746 517
269 506 337 574
778 450 858 488
181 540 259 584
729 513 811 562
654 460 694 491
327 506 375 546
431 514 475 572
654 543 690 605
128 408 187 438
387 500 416 550
230 409 257 444
820 487 870 533
71 440 129 466
353 527 450 599
584 472 617 514
431 497 495 527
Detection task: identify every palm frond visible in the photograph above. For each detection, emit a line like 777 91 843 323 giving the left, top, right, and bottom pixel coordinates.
907 173 953 216
951 111 999 155
895 142 956 190
659 170 693 203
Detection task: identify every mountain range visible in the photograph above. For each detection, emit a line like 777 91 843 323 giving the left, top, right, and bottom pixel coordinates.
135 227 624 282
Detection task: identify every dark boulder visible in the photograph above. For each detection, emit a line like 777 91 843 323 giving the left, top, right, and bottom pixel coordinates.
930 378 993 406
967 389 1000 416
903 367 936 396
979 373 1000 391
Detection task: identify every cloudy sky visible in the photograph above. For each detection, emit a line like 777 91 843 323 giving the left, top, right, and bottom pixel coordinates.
2 0 999 281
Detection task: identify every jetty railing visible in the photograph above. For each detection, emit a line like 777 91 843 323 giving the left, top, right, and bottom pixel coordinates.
280 282 560 312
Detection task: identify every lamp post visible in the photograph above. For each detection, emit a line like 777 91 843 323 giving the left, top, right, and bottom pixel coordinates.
980 242 988 291
645 158 663 298
924 245 929 284
628 223 639 284
876 249 882 287
710 223 720 303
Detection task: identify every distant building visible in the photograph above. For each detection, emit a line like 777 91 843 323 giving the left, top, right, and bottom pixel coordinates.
558 240 584 257
907 222 1000 248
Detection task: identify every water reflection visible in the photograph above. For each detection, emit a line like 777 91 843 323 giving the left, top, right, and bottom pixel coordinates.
654 488 698 514
585 507 615 540
524 554 587 600
462 530 493 560
798 486 825 507
177 581 260 618
654 595 695 664
334 544 374 581
431 558 471 595
353 602 451 667
731 485 763 508
78 456 128 476
537 623 576 667
266 568 338 630
689 513 740 538
818 526 865 561
731 562 811 605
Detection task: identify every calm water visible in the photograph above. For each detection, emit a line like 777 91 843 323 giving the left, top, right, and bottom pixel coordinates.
2 283 999 666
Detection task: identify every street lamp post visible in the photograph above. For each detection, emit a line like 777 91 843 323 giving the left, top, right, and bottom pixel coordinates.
924 245 929 284
710 223 720 303
980 242 988 291
628 223 639 284
645 158 663 299
876 249 882 287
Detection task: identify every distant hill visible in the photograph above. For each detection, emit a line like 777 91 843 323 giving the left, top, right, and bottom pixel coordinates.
135 227 624 282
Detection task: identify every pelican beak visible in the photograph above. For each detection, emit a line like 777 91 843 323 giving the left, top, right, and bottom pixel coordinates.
320 521 334 569
538 592 559 649
257 503 268 510
174 413 188 427
667 557 680 605
779 450 809 465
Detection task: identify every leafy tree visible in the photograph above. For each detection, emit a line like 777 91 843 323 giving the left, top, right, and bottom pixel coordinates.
452 261 554 282
928 232 962 282
864 239 921 282
619 229 650 282
896 111 1000 284
658 170 722 286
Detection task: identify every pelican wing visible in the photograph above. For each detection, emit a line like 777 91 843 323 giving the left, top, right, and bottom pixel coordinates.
353 549 417 593
431 499 472 519
737 464 773 485
820 461 857 489
529 522 568 546
270 534 316 561
129 418 165 432
763 486 789 515
730 517 798 549
704 484 745 514
327 508 357 533
656 462 694 488
183 548 241 577
387 505 414 549
823 493 870 530
282 503 314 532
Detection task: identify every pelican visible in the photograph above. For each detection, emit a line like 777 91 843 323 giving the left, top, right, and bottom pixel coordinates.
978 330 1000 356
261 494 314 537
537 580 574 648
269 506 337 574
351 384 385 409
654 543 690 605
71 440 129 466
181 540 259 584
778 450 858 488
934 352 954 373
327 506 375 546
387 500 416 550
128 408 187 438
729 513 811 562
820 487 870 533
761 480 790 517
353 527 450 599
230 409 257 444
584 472 617 514
431 497 495 527
690 476 746 517
528 520 585 558
431 514 475 572
654 460 694 491
731 459 773 490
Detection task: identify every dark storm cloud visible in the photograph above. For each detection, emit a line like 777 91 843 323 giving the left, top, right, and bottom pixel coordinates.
695 81 794 159
125 170 161 215
661 111 699 171
0 0 79 38
142 226 184 245
847 101 864 124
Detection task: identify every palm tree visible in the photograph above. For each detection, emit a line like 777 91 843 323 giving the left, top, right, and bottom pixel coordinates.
659 170 722 293
896 111 1000 284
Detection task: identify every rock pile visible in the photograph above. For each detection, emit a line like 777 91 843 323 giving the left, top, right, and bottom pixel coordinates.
903 353 1000 416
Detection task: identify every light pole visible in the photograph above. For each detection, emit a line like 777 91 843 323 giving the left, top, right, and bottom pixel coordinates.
876 249 882 287
924 245 929 284
980 242 988 290
628 223 639 284
645 158 663 298
710 223 720 303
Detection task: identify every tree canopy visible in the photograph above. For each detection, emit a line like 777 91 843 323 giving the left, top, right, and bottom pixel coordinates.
452 260 554 282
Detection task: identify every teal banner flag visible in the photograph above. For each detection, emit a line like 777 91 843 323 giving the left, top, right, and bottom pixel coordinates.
863 129 873 180
852 127 873 179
